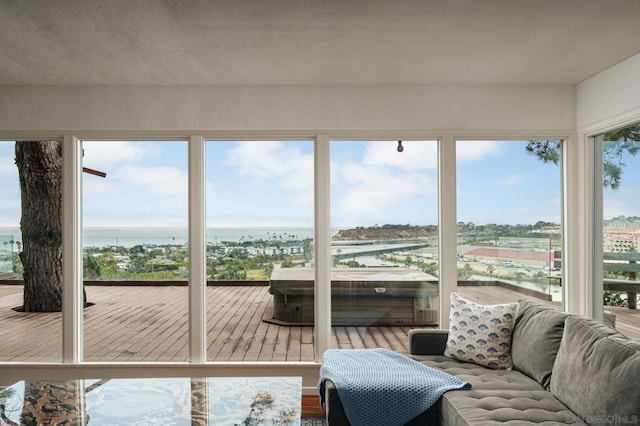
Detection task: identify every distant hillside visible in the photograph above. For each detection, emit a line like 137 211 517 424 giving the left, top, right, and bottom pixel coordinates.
333 224 437 240
604 215 640 229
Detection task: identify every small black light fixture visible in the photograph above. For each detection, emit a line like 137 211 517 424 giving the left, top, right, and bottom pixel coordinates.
397 140 404 153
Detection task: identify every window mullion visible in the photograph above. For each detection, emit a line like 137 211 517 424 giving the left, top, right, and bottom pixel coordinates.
189 135 207 363
438 135 456 328
314 135 331 360
62 135 83 363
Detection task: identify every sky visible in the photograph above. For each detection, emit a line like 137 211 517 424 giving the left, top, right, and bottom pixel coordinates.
1 139 637 228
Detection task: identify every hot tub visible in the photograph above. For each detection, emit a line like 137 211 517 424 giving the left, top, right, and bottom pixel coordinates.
268 267 439 326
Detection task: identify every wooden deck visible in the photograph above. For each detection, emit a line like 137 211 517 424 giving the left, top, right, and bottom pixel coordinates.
0 284 638 362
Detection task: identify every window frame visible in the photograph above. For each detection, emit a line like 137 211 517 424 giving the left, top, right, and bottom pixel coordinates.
0 130 572 392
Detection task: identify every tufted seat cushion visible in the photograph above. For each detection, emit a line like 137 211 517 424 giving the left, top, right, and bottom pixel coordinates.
412 355 543 391
412 355 587 425
442 390 587 425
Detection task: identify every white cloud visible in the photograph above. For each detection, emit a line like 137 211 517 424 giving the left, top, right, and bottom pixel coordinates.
226 141 314 207
82 179 119 196
114 164 188 195
333 160 434 221
457 140 502 162
205 180 216 199
362 141 438 170
360 140 501 170
82 141 151 169
603 198 636 219
494 174 525 186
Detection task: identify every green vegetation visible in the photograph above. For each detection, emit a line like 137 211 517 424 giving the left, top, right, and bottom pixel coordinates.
77 236 314 281
604 290 628 307
527 124 640 190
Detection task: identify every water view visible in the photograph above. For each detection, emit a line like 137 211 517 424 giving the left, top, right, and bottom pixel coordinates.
1 223 563 300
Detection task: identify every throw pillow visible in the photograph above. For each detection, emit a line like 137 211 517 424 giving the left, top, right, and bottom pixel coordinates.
444 293 519 370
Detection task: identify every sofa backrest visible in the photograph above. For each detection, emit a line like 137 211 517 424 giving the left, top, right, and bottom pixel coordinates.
550 316 640 425
511 298 568 389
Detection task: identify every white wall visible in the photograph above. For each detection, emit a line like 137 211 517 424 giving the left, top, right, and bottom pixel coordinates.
0 84 575 132
577 53 640 131
572 52 640 317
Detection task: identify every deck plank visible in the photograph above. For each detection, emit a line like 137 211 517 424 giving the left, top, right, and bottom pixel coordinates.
286 326 302 361
213 286 265 361
228 290 273 361
0 284 638 363
345 327 367 349
207 286 253 356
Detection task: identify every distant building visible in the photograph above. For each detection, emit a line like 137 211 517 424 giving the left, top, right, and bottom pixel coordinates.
603 229 640 252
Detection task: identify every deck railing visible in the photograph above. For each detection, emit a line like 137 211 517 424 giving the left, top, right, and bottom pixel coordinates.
604 252 640 310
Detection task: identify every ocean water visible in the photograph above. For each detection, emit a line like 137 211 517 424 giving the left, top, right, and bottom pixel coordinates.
0 226 317 248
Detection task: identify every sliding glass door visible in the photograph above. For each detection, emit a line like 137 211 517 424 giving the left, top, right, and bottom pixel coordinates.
328 140 439 351
205 140 315 361
594 123 640 336
81 140 189 362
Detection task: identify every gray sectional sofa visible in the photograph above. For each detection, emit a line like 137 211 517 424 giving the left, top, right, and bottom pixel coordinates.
323 299 640 425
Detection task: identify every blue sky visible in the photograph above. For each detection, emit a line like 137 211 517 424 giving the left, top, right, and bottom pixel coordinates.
0 139 637 228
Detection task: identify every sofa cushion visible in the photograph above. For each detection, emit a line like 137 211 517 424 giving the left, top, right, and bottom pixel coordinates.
441 390 587 425
511 298 568 389
550 316 640 424
413 355 543 391
444 293 519 369
413 355 587 425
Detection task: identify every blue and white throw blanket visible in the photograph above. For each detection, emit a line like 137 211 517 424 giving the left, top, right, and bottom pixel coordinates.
318 348 471 426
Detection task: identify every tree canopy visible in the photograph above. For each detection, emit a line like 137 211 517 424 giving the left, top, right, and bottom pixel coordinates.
526 124 640 190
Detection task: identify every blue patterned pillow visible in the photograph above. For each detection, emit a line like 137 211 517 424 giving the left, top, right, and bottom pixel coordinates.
444 293 519 370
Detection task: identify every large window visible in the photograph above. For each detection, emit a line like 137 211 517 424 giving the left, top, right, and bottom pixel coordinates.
0 140 63 362
82 140 189 362
456 140 564 309
205 140 315 361
329 140 439 351
594 123 640 337
0 134 585 365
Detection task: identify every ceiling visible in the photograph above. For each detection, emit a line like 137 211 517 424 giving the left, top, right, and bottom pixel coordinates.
2 0 640 86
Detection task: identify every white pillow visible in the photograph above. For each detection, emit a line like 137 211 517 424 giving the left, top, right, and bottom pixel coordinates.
444 293 519 370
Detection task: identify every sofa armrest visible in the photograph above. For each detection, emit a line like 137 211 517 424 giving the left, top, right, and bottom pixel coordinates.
323 379 350 426
409 329 449 355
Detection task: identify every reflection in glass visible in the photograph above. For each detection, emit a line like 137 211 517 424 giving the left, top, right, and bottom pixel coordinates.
0 377 301 425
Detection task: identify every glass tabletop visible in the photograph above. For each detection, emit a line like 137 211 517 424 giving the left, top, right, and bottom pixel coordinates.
0 376 302 425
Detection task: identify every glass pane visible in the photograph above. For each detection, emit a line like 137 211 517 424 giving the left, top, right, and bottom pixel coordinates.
456 140 563 309
206 140 315 361
82 141 189 361
0 140 62 361
329 140 439 351
597 123 640 339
